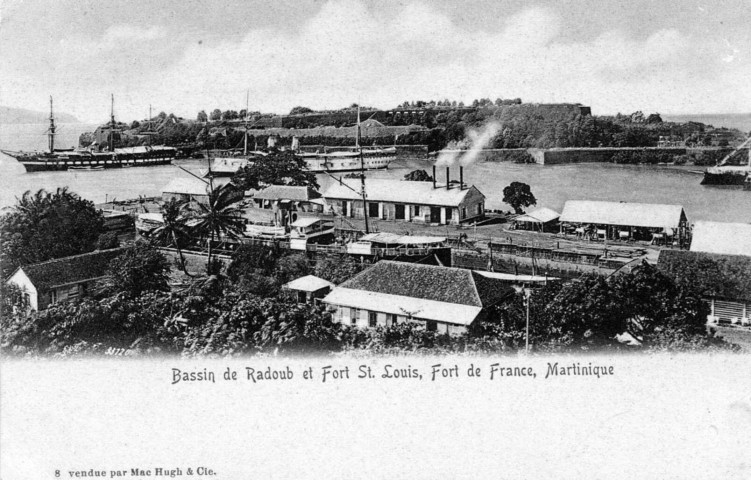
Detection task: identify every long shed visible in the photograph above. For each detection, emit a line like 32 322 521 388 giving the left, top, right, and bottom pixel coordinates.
323 179 485 225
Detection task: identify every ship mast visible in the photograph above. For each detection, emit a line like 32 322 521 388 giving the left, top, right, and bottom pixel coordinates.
357 105 370 234
243 90 249 156
148 104 152 147
47 96 56 154
109 94 116 152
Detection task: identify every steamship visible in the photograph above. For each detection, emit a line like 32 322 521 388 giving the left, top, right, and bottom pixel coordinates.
294 107 396 173
0 96 177 173
701 137 750 186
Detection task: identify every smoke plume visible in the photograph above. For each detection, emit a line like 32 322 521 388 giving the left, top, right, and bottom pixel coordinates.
434 121 501 167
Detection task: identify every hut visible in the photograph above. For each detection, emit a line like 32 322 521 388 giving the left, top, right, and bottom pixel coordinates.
559 200 688 244
283 275 335 304
161 176 232 204
512 207 560 232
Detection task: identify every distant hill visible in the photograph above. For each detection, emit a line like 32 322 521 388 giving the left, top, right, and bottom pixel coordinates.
0 106 80 124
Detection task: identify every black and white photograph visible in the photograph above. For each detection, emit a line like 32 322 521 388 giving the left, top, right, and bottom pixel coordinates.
1 1 750 478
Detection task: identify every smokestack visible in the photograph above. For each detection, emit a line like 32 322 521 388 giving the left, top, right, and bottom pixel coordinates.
446 167 450 190
460 166 464 190
432 165 436 189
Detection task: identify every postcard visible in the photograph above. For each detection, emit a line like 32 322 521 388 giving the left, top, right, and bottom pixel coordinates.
2 1 750 479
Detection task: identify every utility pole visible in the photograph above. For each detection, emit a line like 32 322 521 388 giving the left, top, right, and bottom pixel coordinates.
357 106 370 234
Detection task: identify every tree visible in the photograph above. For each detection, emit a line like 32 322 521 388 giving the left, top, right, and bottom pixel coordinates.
189 183 246 274
314 255 363 284
209 109 222 121
544 274 626 349
232 151 319 191
502 181 537 214
222 110 239 121
197 110 208 122
107 241 171 298
130 120 140 129
0 188 106 278
289 106 314 115
403 169 434 182
150 198 192 275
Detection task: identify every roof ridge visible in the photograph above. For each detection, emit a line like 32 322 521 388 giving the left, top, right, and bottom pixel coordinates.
24 247 124 270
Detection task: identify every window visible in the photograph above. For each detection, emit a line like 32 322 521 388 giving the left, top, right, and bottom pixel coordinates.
297 291 307 303
388 313 398 326
368 311 377 327
50 289 58 304
445 208 452 220
350 308 359 325
461 207 467 219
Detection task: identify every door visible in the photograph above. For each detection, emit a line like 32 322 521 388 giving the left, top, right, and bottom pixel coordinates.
341 200 348 216
430 206 441 223
395 204 405 220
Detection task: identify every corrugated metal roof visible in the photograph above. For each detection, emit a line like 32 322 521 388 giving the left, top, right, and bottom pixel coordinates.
690 221 751 256
515 207 560 224
283 275 335 292
253 185 321 202
322 288 483 326
560 200 685 229
323 179 483 207
358 233 446 245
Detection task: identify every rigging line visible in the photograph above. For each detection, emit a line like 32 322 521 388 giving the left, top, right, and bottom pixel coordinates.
176 165 210 185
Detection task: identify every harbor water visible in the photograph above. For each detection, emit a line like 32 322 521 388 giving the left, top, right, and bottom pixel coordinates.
1 123 749 223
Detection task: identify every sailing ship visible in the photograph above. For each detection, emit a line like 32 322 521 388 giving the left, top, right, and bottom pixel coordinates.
701 137 751 186
0 96 177 172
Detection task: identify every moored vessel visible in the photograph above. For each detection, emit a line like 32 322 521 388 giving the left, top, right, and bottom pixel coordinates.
701 137 750 186
0 96 177 172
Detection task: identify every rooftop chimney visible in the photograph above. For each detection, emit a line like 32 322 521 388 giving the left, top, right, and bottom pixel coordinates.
446 167 450 190
460 166 464 190
432 165 436 189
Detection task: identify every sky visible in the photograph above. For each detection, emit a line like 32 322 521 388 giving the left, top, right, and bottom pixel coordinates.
0 0 749 123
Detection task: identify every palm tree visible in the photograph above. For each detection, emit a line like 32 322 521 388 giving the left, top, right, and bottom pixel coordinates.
150 198 192 276
189 183 246 274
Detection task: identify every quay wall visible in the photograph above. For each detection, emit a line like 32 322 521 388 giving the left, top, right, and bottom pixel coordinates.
528 147 688 165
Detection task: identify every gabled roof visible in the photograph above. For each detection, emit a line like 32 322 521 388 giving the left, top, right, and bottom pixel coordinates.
560 200 686 229
323 179 484 207
515 207 560 224
657 249 751 302
283 275 335 292
8 248 125 291
335 260 511 308
690 221 751 257
253 185 321 202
